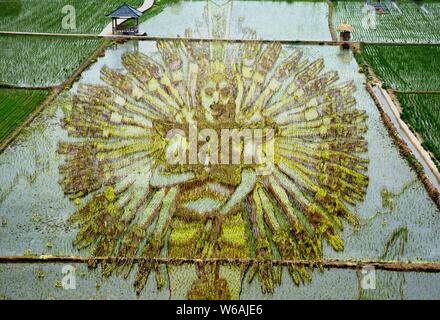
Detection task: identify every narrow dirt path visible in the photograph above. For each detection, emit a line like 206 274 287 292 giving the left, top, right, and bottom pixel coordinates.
0 84 58 91
372 84 440 189
2 255 440 272
1 30 439 46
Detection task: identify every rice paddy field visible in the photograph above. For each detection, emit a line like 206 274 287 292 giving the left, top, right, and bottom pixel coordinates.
0 35 103 87
356 43 440 167
0 0 440 301
0 88 48 142
333 0 440 43
398 93 440 169
0 0 143 34
358 44 440 91
0 39 439 299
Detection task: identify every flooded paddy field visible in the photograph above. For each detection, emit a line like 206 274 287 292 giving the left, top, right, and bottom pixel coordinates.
1 0 440 300
1 38 439 299
1 263 440 299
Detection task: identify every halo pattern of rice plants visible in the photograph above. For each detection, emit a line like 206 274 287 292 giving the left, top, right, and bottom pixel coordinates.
58 4 369 299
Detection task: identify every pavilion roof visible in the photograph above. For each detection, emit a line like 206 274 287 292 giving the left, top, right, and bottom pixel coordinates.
106 3 142 18
337 23 353 32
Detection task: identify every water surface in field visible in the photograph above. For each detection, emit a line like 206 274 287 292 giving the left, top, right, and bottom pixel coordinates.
139 0 332 41
0 40 439 299
1 263 440 299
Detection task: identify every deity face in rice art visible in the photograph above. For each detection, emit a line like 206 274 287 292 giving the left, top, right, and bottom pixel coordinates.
58 2 369 299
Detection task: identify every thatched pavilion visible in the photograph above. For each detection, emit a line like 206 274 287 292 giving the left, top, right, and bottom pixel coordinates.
106 2 143 35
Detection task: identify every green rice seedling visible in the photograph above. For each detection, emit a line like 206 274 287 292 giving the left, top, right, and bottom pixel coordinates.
58 37 369 297
0 0 143 34
0 35 103 87
360 44 440 91
0 88 48 142
333 0 440 43
397 92 440 169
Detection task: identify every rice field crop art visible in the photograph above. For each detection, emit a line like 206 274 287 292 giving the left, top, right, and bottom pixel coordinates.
2 0 440 301
57 33 373 298
4 40 436 299
333 0 440 43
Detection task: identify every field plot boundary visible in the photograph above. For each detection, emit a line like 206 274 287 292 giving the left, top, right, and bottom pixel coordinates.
0 0 146 35
332 0 440 44
0 39 110 153
378 87 440 185
2 30 440 46
1 33 439 204
366 82 440 209
1 256 440 272
0 88 58 152
0 84 58 91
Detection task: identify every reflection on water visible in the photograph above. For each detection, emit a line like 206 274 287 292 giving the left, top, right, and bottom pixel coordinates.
336 46 353 64
357 227 407 300
139 0 332 40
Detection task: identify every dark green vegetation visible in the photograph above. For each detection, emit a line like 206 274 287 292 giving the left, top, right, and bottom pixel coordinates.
0 0 143 34
0 35 103 87
357 43 440 167
333 0 440 43
0 89 48 142
398 93 440 169
359 44 440 91
0 0 22 17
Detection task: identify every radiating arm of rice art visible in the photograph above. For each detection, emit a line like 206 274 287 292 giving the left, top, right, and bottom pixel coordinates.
58 38 369 298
